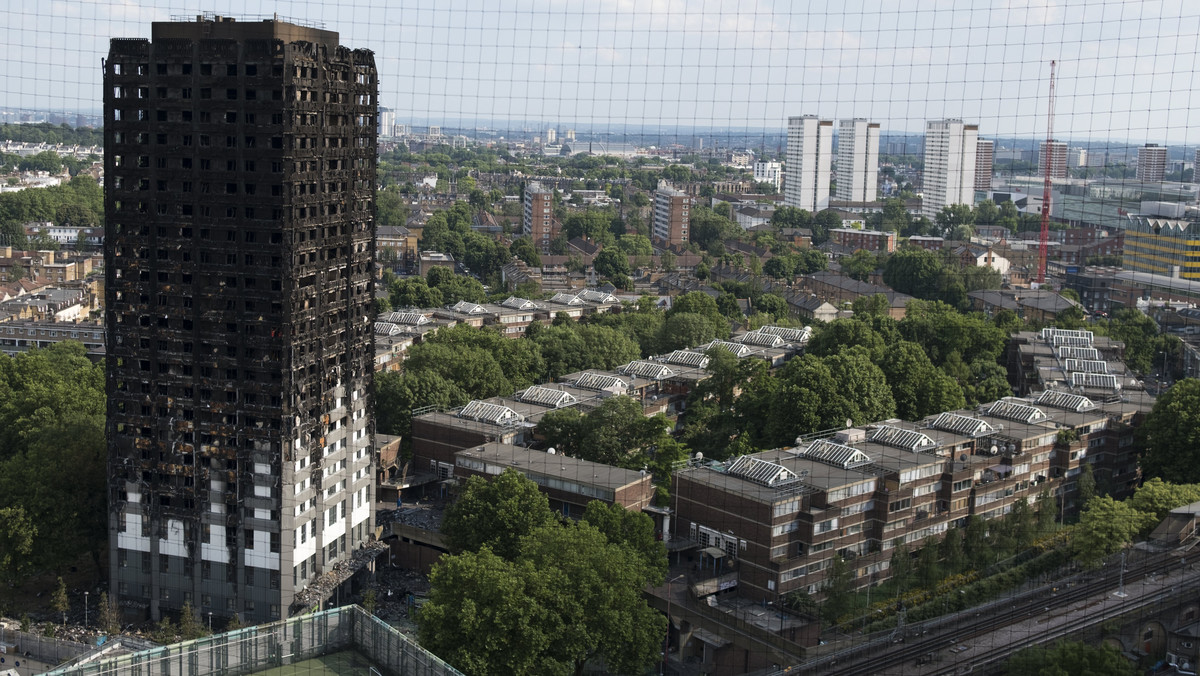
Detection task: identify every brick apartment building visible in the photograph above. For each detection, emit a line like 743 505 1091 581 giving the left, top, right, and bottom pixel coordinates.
672 328 1151 603
829 228 897 253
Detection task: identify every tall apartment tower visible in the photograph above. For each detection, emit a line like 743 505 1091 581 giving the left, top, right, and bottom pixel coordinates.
974 139 994 191
104 17 377 625
546 128 557 144
1039 140 1068 179
1137 143 1168 182
922 119 978 218
524 181 556 253
653 180 693 247
834 119 879 202
785 116 833 212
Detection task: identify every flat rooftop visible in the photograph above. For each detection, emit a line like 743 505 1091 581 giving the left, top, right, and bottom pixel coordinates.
455 442 648 493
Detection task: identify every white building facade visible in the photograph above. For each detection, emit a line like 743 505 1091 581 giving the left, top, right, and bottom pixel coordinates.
923 119 979 218
753 161 783 191
785 116 833 212
835 119 880 202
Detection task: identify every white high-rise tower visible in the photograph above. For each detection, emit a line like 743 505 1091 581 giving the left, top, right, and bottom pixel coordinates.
785 116 833 212
922 119 979 218
835 119 880 202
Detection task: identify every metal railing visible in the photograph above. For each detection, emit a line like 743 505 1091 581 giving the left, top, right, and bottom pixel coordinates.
41 605 461 676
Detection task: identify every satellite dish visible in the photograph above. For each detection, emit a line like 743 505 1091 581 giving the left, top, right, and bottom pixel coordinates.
547 447 556 455
990 445 999 455
846 418 853 428
695 452 704 461
959 454 968 462
1008 443 1017 453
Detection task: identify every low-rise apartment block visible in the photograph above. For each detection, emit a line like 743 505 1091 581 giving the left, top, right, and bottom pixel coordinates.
673 383 1141 603
830 228 896 253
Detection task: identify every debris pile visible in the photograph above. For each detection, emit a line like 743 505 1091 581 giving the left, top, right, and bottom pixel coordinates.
293 540 389 608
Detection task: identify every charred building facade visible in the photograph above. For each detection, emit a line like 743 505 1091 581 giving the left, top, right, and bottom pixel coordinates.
104 16 378 624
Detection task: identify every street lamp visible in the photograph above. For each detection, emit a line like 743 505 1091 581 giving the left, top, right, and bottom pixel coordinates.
1113 550 1128 598
663 574 686 675
83 591 89 629
207 612 213 633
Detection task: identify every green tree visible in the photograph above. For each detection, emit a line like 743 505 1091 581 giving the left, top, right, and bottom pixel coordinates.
811 210 842 244
376 185 407 226
561 210 616 246
843 249 878 282
420 518 666 676
1137 379 1200 483
935 204 975 236
689 207 740 252
580 501 667 584
821 555 854 624
1036 490 1059 532
851 293 891 319
404 343 511 402
52 577 69 624
1077 463 1097 506
535 407 586 458
807 318 887 362
593 248 630 278
441 469 558 560
1006 640 1137 676
580 397 668 467
524 522 668 675
427 267 488 304
418 547 561 676
755 293 789 320
658 312 718 353
763 255 794 280
793 248 830 274
889 544 914 590
152 617 177 645
963 516 989 569
915 536 942 586
98 592 120 635
388 277 443 308
178 601 206 640
575 325 641 371
1072 496 1155 568
880 341 966 421
764 351 895 445
0 343 106 574
509 237 542 267
374 370 466 438
362 589 378 615
1127 478 1200 527
615 234 654 256
939 528 967 575
883 248 944 298
668 291 730 339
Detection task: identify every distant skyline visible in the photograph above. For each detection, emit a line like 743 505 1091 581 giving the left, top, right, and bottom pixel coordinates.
2 0 1199 144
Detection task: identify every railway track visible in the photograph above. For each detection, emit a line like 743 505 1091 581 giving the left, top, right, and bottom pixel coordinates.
785 548 1184 675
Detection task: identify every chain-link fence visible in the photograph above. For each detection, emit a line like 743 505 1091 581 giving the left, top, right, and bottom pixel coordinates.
41 606 460 676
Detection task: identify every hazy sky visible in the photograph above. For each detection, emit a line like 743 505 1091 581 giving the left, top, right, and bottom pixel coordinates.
3 0 1199 144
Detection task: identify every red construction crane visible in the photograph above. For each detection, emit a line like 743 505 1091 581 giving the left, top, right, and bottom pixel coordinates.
1038 60 1057 285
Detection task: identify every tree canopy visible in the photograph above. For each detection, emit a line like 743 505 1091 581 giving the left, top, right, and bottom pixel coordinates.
421 472 666 676
0 343 106 576
1137 378 1200 483
440 469 559 559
